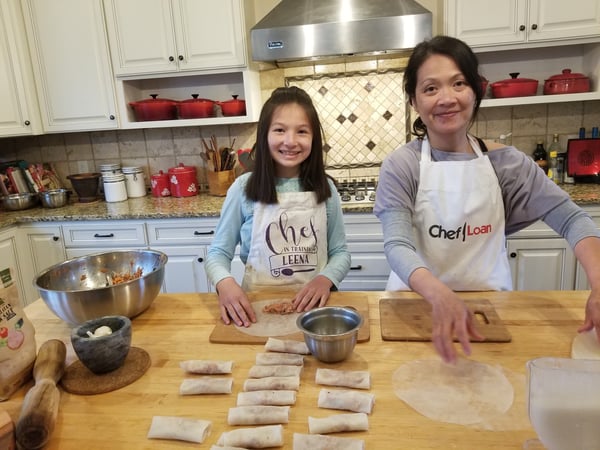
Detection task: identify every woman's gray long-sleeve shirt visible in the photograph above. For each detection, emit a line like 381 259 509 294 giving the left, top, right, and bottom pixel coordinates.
374 139 600 284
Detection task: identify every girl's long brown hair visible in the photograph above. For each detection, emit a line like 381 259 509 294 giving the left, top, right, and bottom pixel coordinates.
245 86 332 204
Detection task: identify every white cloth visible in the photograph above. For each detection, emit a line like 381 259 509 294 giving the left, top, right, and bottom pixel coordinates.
242 191 327 290
387 136 511 291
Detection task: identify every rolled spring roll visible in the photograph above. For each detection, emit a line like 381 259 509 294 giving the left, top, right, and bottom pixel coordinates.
264 337 310 354
147 416 211 443
210 446 249 450
227 405 290 425
292 432 365 450
315 368 371 390
180 360 233 374
317 389 375 414
243 376 300 392
179 377 233 395
237 390 297 406
216 424 284 448
256 352 304 366
248 364 303 378
308 412 369 434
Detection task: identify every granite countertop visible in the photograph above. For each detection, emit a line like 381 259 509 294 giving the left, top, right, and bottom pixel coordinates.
1 183 599 229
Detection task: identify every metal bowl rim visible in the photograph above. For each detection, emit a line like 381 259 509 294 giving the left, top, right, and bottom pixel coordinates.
296 306 363 338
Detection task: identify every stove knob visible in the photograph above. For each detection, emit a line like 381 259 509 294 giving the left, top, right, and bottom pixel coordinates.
355 189 366 201
341 191 351 202
368 191 376 202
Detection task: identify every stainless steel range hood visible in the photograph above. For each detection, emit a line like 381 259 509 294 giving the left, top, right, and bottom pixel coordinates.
250 0 432 65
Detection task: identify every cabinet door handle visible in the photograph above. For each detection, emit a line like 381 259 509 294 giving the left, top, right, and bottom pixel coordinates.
510 252 517 258
350 265 363 270
194 230 215 236
109 115 115 120
24 120 31 126
178 55 184 61
531 23 538 30
53 236 59 241
93 233 115 238
169 56 175 62
197 257 204 263
519 24 525 31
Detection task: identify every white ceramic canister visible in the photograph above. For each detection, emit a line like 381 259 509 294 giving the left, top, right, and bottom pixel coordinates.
102 173 128 202
122 166 146 198
99 163 122 177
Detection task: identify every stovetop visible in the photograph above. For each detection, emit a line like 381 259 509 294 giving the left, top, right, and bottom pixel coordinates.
336 178 377 203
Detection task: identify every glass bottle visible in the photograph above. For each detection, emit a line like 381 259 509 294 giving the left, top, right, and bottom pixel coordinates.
547 134 563 184
533 140 548 174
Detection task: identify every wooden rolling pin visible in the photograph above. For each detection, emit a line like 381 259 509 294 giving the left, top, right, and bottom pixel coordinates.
15 339 66 450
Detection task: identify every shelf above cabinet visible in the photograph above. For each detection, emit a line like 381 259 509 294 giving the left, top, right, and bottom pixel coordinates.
481 91 600 108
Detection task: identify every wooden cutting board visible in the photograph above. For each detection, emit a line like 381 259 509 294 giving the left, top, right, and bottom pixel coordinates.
379 297 511 342
209 294 370 344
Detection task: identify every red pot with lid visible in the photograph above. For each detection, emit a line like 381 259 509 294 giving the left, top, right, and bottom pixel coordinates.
177 94 216 119
168 163 198 197
217 95 246 116
543 69 591 95
491 73 539 98
151 170 170 197
129 94 178 121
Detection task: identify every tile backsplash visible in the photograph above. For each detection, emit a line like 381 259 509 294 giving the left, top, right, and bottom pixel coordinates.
1 54 600 191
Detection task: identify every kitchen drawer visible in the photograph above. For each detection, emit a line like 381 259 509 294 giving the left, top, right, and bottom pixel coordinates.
146 219 220 245
343 213 383 242
62 221 147 247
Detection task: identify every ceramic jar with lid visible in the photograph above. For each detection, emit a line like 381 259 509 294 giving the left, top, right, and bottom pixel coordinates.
168 163 198 197
151 170 171 197
122 166 146 198
102 173 128 202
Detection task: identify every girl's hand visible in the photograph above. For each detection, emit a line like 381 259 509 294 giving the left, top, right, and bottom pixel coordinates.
292 275 333 312
215 277 256 327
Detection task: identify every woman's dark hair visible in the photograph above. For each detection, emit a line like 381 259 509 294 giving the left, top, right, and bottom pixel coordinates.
245 86 332 204
404 35 483 138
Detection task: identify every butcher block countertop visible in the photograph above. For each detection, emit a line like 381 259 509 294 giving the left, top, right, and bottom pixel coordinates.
2 290 590 449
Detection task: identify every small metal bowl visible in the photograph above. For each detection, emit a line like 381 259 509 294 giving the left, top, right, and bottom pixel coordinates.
0 192 39 211
39 188 69 208
297 306 363 363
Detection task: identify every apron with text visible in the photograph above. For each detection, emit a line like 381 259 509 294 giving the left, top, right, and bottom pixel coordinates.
242 191 328 291
386 135 512 291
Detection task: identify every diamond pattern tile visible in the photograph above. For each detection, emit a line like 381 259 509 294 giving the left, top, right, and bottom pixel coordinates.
288 70 407 167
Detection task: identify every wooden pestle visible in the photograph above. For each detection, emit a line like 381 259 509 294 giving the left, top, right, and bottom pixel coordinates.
15 339 66 450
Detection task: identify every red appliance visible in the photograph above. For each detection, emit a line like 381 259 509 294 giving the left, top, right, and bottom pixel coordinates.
567 138 600 183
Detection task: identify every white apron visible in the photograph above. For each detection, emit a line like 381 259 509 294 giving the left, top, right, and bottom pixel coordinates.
242 191 328 291
386 135 512 291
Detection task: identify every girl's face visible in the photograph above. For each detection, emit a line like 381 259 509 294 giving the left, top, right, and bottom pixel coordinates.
268 103 313 178
411 54 476 150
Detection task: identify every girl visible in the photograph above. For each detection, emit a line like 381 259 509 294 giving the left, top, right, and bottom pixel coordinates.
206 86 351 328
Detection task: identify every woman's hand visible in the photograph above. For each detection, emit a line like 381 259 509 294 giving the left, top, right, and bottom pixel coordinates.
409 268 484 364
215 277 256 327
292 275 333 312
578 288 600 340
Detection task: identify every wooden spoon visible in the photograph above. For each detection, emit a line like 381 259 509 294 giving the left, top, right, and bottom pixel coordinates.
15 339 66 450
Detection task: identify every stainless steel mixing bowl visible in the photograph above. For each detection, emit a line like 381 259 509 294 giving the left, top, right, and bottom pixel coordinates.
39 188 69 208
1 192 39 211
34 249 168 324
297 306 363 363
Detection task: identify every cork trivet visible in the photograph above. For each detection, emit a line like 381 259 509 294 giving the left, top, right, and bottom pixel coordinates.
60 347 150 395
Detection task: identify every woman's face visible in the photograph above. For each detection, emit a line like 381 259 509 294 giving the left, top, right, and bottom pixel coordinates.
268 103 313 178
411 54 476 150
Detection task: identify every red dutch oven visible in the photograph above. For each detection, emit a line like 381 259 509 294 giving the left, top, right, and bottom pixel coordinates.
218 95 246 116
177 94 216 119
543 69 591 95
491 73 539 98
168 163 198 197
129 94 178 121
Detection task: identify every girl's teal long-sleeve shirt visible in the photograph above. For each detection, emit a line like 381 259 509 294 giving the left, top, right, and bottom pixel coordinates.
206 172 351 288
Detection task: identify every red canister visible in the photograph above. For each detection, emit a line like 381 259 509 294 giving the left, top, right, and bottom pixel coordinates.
151 170 170 197
168 163 198 197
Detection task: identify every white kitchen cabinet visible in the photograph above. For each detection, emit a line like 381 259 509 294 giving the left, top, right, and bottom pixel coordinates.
506 237 576 290
103 0 246 77
62 220 147 258
573 206 600 290
20 0 118 132
0 0 41 136
16 224 65 306
340 213 390 291
0 226 26 307
445 0 600 50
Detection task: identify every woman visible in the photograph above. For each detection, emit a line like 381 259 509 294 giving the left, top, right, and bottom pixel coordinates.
374 35 600 363
206 86 351 328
